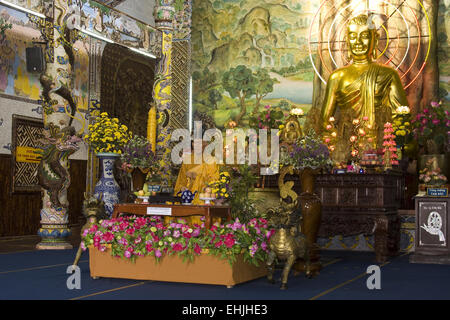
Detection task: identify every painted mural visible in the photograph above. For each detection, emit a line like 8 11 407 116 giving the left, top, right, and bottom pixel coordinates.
0 5 42 100
72 0 162 58
4 0 53 18
0 5 90 110
191 0 319 128
192 0 449 129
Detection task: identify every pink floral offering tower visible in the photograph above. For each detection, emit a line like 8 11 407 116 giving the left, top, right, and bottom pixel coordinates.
382 122 399 169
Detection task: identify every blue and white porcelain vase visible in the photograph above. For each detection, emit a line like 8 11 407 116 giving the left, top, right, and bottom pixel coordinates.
94 152 120 218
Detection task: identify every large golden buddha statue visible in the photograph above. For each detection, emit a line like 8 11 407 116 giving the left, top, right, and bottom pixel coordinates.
320 14 408 163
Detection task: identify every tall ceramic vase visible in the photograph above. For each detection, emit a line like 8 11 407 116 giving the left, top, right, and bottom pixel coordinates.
295 167 322 275
94 153 121 218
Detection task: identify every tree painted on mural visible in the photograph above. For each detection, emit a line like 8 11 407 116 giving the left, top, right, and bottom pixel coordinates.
192 68 222 112
253 68 277 114
222 65 258 125
192 65 278 127
208 88 222 109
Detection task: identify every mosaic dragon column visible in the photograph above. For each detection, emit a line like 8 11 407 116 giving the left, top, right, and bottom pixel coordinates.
36 0 82 249
152 0 174 171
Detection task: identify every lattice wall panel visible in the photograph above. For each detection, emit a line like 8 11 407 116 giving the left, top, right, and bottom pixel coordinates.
11 115 44 193
170 40 190 130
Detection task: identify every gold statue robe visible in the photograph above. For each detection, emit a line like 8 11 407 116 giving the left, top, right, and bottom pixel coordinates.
173 153 220 225
321 63 408 162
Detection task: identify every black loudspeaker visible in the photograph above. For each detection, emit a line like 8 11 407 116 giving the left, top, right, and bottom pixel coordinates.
26 47 45 73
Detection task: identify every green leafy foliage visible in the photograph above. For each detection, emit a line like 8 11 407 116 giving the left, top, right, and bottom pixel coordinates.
225 164 261 223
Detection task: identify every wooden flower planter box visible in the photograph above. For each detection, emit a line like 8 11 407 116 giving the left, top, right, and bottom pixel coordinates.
89 248 267 287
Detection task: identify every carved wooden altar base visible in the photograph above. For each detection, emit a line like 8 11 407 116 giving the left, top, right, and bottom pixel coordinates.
315 173 403 263
89 248 267 287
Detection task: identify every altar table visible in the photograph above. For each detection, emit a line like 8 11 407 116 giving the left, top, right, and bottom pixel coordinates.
112 203 232 229
315 172 404 263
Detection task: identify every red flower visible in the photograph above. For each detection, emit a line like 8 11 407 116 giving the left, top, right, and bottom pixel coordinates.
102 232 114 242
126 227 136 235
119 222 129 231
224 237 235 248
194 243 201 255
215 240 223 248
89 224 98 233
183 232 192 239
173 243 183 251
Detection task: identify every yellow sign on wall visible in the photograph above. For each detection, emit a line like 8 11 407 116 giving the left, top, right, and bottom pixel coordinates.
16 146 42 163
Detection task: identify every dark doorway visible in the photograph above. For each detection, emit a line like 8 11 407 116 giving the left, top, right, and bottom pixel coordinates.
100 43 156 137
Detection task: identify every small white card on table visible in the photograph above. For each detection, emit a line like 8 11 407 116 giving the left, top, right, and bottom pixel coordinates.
146 207 172 216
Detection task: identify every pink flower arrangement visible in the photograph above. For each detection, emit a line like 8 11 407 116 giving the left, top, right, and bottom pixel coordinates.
382 122 399 166
81 215 273 266
411 101 450 153
419 158 448 186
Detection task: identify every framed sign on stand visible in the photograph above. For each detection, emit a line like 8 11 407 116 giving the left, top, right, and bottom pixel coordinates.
410 196 450 264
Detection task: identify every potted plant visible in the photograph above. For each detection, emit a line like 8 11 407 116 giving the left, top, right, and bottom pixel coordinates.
411 101 450 179
418 158 449 194
411 101 450 154
120 135 158 192
226 164 264 223
280 130 333 184
280 130 333 267
84 112 132 217
391 106 412 156
209 171 232 205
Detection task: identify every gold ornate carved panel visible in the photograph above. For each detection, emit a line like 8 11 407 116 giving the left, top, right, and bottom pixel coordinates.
170 40 190 130
100 43 156 137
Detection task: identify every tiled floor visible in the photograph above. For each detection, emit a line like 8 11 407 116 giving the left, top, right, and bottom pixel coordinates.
0 228 82 254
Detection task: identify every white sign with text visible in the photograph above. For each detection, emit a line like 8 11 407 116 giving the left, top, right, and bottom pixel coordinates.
147 207 172 216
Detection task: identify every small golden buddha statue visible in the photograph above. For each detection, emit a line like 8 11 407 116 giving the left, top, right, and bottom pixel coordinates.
282 115 303 144
320 14 408 163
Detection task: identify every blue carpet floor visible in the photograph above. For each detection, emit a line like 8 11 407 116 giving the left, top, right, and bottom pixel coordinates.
0 249 449 300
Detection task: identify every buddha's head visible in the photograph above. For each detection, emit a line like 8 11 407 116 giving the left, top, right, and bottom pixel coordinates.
347 14 379 61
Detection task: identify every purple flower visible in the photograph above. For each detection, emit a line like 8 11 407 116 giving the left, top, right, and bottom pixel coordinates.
261 242 267 251
173 230 181 238
430 101 440 107
192 228 200 237
249 243 258 257
124 250 131 258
